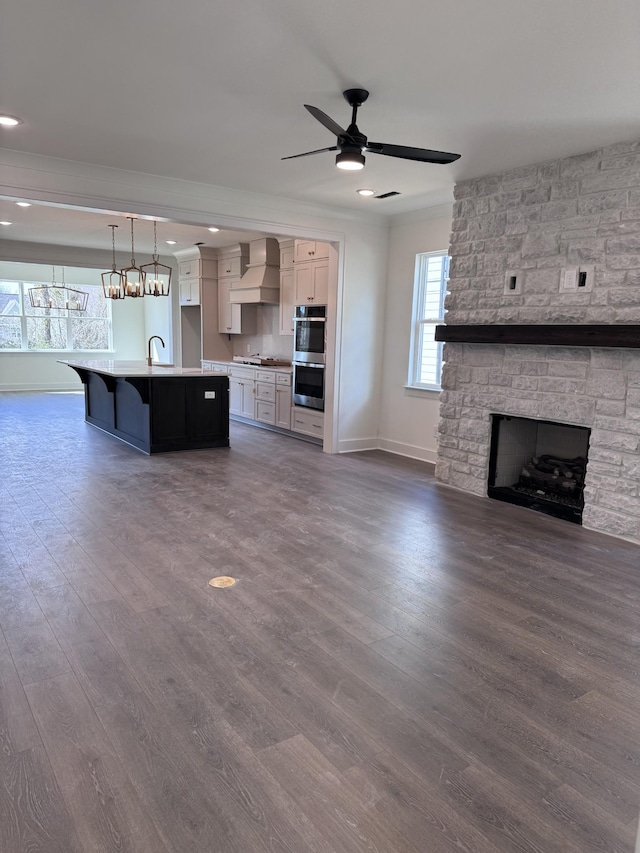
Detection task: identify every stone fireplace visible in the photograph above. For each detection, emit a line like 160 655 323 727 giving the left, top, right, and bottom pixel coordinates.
435 138 640 543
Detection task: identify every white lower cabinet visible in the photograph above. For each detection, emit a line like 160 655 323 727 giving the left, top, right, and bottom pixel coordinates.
212 364 302 436
276 387 291 429
275 372 292 429
229 366 256 418
229 379 255 418
255 400 276 425
291 406 324 439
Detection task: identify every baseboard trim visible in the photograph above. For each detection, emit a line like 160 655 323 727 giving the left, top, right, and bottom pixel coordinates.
0 383 82 393
378 438 437 465
337 437 380 454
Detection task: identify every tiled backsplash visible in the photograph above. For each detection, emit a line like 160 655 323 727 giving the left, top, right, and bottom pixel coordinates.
231 305 293 361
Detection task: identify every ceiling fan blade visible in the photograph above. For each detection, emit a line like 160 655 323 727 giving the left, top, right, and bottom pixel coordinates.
304 105 352 140
281 146 338 160
368 141 460 164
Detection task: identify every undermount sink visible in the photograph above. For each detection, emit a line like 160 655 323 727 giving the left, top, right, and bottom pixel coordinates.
152 363 175 367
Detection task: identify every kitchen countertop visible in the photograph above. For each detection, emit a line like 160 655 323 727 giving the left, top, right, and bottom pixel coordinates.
204 359 292 374
59 359 226 377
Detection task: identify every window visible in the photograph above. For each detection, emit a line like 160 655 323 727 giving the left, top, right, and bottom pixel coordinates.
0 280 111 352
407 251 449 390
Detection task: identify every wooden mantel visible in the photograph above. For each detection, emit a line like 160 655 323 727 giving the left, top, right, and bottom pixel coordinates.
435 324 640 348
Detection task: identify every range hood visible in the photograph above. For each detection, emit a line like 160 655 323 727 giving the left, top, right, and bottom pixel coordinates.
229 238 280 304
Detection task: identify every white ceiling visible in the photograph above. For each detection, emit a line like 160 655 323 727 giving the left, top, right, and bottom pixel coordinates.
2 0 640 249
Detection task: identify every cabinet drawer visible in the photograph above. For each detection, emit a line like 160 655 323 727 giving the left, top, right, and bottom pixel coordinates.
218 257 243 278
275 372 292 386
256 382 276 403
256 400 276 425
255 369 276 384
291 408 324 438
228 366 255 381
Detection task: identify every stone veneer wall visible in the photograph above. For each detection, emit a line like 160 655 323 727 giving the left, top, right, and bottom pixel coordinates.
435 138 640 542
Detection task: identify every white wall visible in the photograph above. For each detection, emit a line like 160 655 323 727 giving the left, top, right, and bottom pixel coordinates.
377 204 453 463
334 226 389 452
0 250 150 390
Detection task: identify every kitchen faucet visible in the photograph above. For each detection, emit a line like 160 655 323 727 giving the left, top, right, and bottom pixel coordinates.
147 335 165 366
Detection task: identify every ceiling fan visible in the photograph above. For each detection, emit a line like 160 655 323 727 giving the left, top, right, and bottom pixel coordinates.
283 88 461 171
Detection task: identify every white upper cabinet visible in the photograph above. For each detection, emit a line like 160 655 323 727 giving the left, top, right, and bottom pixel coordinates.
179 277 200 306
279 240 294 270
293 258 329 305
279 268 295 334
293 241 330 264
218 278 256 335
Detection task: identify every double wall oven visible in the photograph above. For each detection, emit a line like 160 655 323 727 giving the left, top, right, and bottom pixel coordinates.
292 305 325 411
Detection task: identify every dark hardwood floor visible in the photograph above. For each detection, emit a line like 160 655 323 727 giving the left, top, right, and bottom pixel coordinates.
1 391 639 852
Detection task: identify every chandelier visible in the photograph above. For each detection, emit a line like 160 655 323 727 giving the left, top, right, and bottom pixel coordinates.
101 224 126 300
121 216 145 298
28 266 89 311
141 220 171 296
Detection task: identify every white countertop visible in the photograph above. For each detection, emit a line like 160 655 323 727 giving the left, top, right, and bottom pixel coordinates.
205 359 292 374
59 359 227 377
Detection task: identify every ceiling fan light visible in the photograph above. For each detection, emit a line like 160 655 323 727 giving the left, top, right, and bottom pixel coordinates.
336 149 365 171
357 188 375 196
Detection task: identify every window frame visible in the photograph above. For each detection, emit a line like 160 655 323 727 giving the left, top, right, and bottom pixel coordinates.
0 279 113 353
406 250 449 392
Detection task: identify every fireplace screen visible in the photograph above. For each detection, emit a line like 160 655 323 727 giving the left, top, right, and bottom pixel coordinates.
488 415 590 524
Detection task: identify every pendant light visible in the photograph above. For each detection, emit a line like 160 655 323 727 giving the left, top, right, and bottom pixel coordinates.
102 225 126 300
28 266 88 310
60 267 89 311
141 220 171 297
121 216 145 298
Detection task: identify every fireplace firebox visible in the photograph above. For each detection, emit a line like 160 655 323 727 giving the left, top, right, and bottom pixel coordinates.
488 415 591 524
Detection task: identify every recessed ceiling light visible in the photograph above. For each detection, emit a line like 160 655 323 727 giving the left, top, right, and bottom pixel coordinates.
0 221 12 226
15 201 31 207
165 240 177 245
208 227 220 233
0 115 22 127
357 189 375 196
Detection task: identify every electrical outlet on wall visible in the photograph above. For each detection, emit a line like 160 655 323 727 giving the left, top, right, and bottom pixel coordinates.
504 271 522 295
577 265 595 292
560 268 579 292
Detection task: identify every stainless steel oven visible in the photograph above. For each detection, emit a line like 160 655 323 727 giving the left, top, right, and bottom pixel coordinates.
292 361 325 411
293 305 326 364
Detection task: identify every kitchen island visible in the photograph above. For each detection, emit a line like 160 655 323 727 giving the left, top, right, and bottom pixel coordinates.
60 360 229 454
